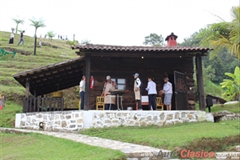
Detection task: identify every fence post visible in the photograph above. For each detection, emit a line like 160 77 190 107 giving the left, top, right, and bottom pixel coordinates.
49 98 51 111
37 97 40 112
23 98 26 113
61 98 64 111
41 97 44 111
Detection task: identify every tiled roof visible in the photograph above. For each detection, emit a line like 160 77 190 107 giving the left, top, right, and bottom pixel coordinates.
72 44 212 52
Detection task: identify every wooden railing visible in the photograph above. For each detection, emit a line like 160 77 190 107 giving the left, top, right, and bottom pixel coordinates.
23 97 64 113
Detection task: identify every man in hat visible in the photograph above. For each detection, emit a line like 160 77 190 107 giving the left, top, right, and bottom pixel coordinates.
18 30 25 45
133 73 142 110
102 75 116 110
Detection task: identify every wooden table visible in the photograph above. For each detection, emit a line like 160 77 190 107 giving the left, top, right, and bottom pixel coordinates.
110 90 125 110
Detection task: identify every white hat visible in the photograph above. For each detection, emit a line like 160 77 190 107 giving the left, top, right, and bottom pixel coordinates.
133 73 139 77
106 75 111 80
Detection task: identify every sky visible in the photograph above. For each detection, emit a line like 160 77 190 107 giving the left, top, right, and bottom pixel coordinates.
0 0 239 46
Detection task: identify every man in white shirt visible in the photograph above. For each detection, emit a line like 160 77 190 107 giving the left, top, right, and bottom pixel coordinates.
79 76 86 110
133 73 142 110
161 77 173 110
9 31 14 44
146 77 157 110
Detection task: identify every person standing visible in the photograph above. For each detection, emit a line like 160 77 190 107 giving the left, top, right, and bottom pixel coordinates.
17 30 25 45
102 75 116 110
133 73 142 110
146 77 157 110
9 31 14 44
161 77 173 110
79 76 86 110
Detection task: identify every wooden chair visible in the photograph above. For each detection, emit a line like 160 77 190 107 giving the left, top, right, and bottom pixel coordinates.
96 96 105 110
156 97 164 110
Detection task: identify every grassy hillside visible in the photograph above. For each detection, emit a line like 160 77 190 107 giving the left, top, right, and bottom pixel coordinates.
0 31 79 108
211 102 240 113
204 80 223 97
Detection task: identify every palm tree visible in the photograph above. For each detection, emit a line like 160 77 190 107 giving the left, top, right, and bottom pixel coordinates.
197 6 240 59
29 19 46 55
12 18 24 34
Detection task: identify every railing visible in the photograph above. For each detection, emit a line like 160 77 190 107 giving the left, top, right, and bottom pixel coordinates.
23 97 64 113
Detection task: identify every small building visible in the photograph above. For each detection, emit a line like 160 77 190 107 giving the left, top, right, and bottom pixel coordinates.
206 94 227 105
13 33 212 111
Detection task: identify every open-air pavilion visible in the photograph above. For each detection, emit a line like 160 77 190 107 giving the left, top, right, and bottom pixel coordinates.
13 34 212 112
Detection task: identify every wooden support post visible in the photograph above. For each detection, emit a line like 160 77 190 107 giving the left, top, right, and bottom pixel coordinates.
195 56 205 111
33 90 37 112
29 97 32 112
84 55 91 110
23 98 26 113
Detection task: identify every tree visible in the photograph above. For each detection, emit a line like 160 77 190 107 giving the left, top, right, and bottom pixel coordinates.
202 49 240 83
29 19 46 55
197 6 240 59
12 18 24 34
220 66 240 101
180 30 240 84
143 33 164 46
47 31 56 41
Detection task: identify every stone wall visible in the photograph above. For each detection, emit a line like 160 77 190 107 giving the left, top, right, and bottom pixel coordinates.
15 111 84 132
15 111 213 132
212 110 240 122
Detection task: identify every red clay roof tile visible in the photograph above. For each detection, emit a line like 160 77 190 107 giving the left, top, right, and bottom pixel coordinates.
72 44 212 52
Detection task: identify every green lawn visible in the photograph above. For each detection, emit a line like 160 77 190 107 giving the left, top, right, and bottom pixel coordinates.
210 102 240 113
80 120 240 151
0 101 22 128
0 132 126 160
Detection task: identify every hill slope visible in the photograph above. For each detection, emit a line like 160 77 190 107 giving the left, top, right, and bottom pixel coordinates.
0 31 80 108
